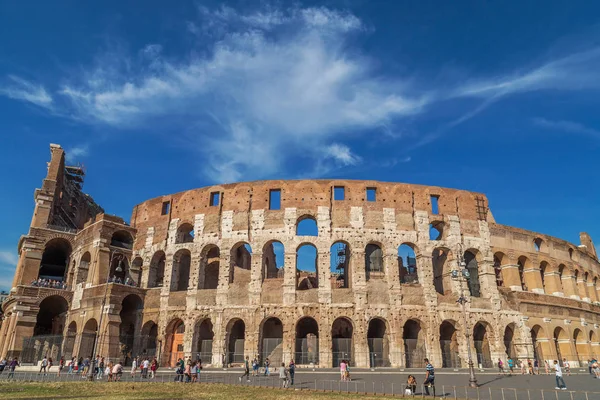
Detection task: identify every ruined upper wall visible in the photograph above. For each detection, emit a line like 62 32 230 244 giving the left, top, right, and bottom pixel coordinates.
129 180 493 250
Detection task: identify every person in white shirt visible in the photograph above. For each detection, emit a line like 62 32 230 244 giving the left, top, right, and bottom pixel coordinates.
553 360 567 390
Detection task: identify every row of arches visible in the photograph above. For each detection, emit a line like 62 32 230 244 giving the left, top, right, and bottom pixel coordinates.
494 252 600 302
145 243 483 298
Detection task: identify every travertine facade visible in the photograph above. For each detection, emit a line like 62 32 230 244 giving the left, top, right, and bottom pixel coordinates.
1 144 599 369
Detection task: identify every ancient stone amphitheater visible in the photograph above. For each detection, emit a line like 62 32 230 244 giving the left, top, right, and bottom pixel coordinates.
1 144 599 369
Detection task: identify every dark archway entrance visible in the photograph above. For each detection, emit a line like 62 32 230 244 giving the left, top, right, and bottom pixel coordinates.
440 321 460 368
332 317 353 367
39 239 71 281
503 324 516 359
22 296 69 364
119 294 143 365
403 319 425 368
260 317 283 365
473 322 493 368
141 321 158 359
295 317 319 365
226 319 245 365
194 319 214 363
367 318 389 367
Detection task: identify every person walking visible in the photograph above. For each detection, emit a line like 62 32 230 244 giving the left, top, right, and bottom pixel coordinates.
553 360 567 390
279 362 289 388
497 358 504 374
7 357 19 379
507 357 514 375
562 358 571 376
239 355 250 382
57 357 64 377
196 359 202 383
130 357 138 379
97 357 105 380
288 359 295 386
423 358 436 397
67 357 75 374
339 359 347 381
264 358 271 376
141 357 149 378
39 356 48 374
48 357 53 373
252 357 259 376
150 358 158 379
0 358 6 375
544 360 550 375
184 359 192 383
533 359 539 375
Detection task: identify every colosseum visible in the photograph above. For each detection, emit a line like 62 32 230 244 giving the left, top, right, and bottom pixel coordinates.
1 143 599 370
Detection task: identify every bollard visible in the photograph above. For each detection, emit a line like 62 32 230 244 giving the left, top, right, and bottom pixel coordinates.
501 388 505 400
489 387 492 400
454 386 457 400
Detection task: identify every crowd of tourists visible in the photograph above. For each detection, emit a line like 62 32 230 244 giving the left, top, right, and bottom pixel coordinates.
236 356 296 388
30 278 67 289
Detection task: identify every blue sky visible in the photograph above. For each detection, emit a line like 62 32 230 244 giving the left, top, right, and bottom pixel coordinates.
1 1 600 290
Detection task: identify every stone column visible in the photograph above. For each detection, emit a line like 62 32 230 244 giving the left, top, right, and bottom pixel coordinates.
524 266 544 294
501 264 523 291
283 252 296 305
248 251 262 305
282 317 294 364
161 256 174 296
353 318 368 368
352 249 367 308
544 270 563 296
417 254 438 308
385 250 402 307
318 250 332 304
319 329 331 367
587 281 599 303
561 270 579 300
577 276 590 302
216 252 231 306
212 312 224 367
183 319 195 360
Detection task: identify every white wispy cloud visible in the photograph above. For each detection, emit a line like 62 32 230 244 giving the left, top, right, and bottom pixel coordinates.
0 251 18 266
56 5 427 181
532 118 600 138
65 144 90 162
0 75 53 108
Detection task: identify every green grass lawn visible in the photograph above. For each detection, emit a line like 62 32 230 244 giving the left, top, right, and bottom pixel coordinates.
0 382 405 399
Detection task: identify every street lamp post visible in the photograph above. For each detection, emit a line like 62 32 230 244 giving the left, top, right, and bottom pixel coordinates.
451 254 478 388
87 250 125 381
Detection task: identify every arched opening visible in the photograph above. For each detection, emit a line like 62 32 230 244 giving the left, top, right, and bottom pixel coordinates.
63 321 77 359
260 317 284 365
365 243 383 280
79 319 98 361
296 244 318 290
296 216 318 236
554 327 570 366
175 222 195 244
533 238 543 252
429 221 444 241
440 321 460 368
493 252 505 287
432 248 451 293
76 252 91 285
573 329 587 364
367 318 389 367
148 251 166 288
295 317 319 365
119 294 143 365
110 230 133 249
109 254 129 283
193 319 214 363
199 245 220 289
22 295 69 364
226 319 245 364
39 238 71 281
517 256 528 291
540 262 548 293
398 243 418 284
131 257 143 286
464 250 481 297
262 241 284 280
403 319 425 368
332 317 353 367
473 322 493 368
582 272 590 300
141 321 158 358
229 243 252 285
171 249 191 292
166 319 185 367
331 242 350 289
503 324 517 359
531 325 547 363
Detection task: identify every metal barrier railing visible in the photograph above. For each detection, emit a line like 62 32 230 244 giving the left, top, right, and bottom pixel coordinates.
0 369 598 399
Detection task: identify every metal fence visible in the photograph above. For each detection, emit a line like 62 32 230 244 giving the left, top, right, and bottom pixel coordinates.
0 370 598 400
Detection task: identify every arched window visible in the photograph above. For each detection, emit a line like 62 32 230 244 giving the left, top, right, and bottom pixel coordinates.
464 250 481 297
148 251 166 288
365 243 383 280
296 216 318 236
331 242 350 288
39 238 72 281
171 249 191 291
175 223 194 244
493 253 505 287
110 230 133 249
230 243 252 284
399 244 418 284
199 245 220 290
296 244 318 290
433 248 451 294
77 252 91 285
533 238 543 252
263 241 284 280
429 222 444 241
517 257 527 291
